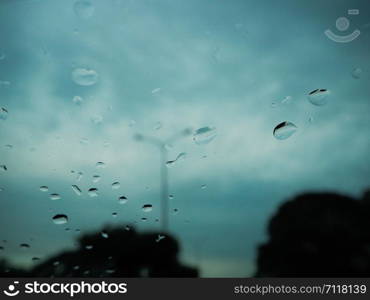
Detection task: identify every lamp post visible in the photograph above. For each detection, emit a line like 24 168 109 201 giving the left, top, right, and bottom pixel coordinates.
134 128 192 232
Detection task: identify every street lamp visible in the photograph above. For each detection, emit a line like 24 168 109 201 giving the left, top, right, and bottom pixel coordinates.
134 128 192 232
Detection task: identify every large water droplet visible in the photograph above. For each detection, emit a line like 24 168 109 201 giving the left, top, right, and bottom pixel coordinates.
20 243 30 249
307 89 330 106
142 204 153 212
352 67 362 79
118 196 128 204
273 121 297 140
193 126 217 145
0 165 7 171
112 212 118 218
92 175 101 183
96 161 106 169
111 182 120 189
88 188 98 197
71 185 82 196
166 152 186 167
52 214 68 225
50 193 61 200
71 68 98 86
40 186 48 192
101 231 109 238
74 0 95 19
0 108 8 120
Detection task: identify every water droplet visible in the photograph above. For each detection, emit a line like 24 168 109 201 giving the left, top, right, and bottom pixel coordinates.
91 115 103 125
72 95 83 105
88 188 98 197
101 231 109 238
308 116 314 123
112 212 118 218
85 245 93 250
4 144 13 149
352 67 362 79
74 0 95 19
73 265 80 270
96 161 106 169
307 89 330 106
76 171 83 181
92 175 101 183
201 184 207 189
169 194 174 200
142 204 153 212
125 225 131 231
71 68 98 86
20 243 30 249
50 193 61 200
40 186 48 192
106 269 115 274
80 138 89 145
52 214 68 225
141 217 147 222
0 81 10 87
71 185 82 196
0 108 7 120
154 121 162 130
111 182 120 189
281 96 292 104
0 164 7 171
173 208 179 214
32 257 40 261
151 88 161 94
193 126 217 145
273 121 298 140
53 261 60 266
0 246 4 251
166 152 186 167
118 196 128 204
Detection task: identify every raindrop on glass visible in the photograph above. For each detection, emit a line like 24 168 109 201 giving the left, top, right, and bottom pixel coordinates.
142 204 153 212
74 0 95 19
111 182 120 189
307 89 330 106
201 184 207 189
72 95 83 105
71 185 82 196
0 108 7 120
4 144 13 149
169 194 174 200
80 138 89 145
352 67 362 79
85 245 93 250
88 188 98 197
156 234 166 242
0 165 7 171
273 121 298 140
151 88 161 94
92 175 101 183
40 186 48 192
96 161 106 169
91 115 103 125
193 126 217 145
52 214 68 225
20 243 30 249
173 208 179 214
50 193 61 200
118 196 128 204
71 68 98 86
166 152 186 167
112 212 118 218
101 231 109 239
32 257 40 261
76 171 83 181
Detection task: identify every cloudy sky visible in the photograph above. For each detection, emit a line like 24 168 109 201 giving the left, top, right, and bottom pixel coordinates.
0 0 370 277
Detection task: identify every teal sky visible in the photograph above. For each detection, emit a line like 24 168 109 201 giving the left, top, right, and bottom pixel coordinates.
1 0 370 277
